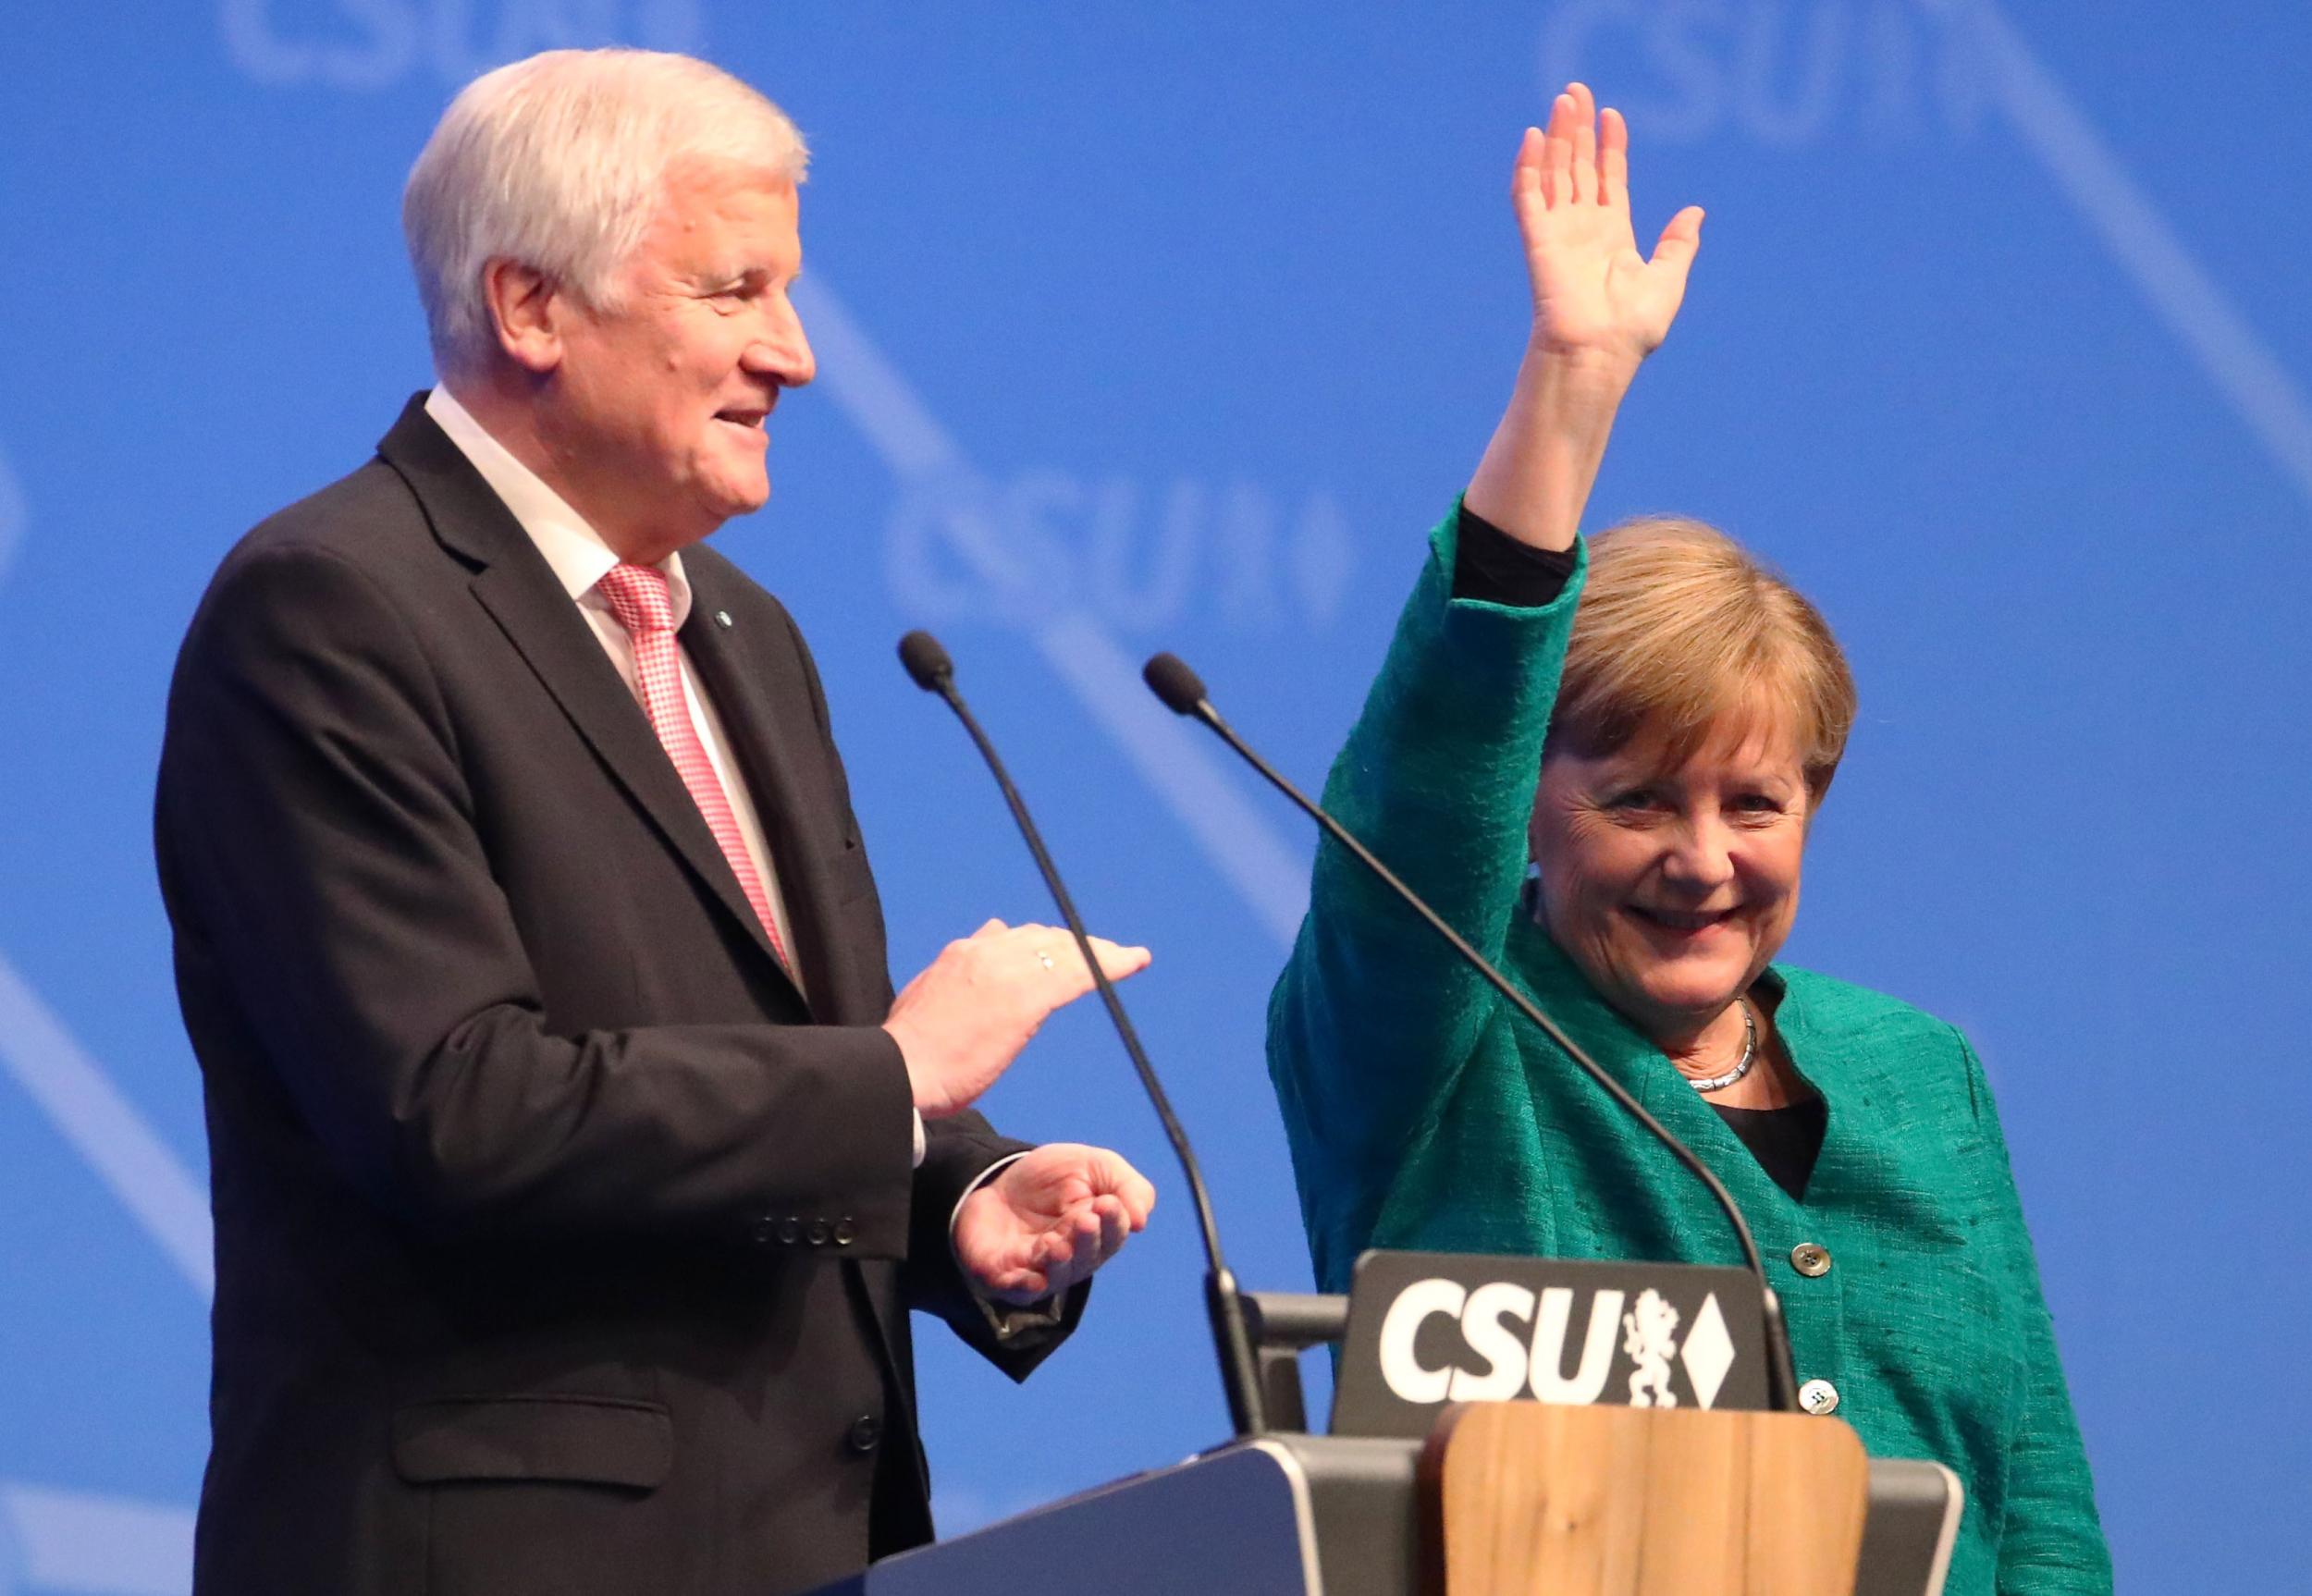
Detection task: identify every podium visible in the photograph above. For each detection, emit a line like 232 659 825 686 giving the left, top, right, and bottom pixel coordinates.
809 1272 1961 1596
813 1434 1409 1596
817 1405 1952 1596
822 1416 1960 1594
1423 1404 1865 1594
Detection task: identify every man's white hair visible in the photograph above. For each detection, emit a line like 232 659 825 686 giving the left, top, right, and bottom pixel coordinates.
403 48 808 377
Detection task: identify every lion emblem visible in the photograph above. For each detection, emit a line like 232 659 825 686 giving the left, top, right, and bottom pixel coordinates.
1622 1288 1681 1408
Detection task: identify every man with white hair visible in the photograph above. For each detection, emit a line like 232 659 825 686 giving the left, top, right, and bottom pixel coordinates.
156 49 1155 1595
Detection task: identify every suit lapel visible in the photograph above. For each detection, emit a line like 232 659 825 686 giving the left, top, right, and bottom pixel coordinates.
681 564 856 1023
375 397 803 1001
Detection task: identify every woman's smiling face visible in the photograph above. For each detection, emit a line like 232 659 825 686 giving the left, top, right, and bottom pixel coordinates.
1529 716 1812 1049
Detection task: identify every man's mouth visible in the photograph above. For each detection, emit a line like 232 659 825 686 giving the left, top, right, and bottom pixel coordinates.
715 408 769 431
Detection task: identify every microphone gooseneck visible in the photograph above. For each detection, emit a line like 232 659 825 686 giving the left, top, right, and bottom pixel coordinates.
898 632 1269 1437
1144 652 1802 1415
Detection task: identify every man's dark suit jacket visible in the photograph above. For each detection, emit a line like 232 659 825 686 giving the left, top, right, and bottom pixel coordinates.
154 397 1077 1596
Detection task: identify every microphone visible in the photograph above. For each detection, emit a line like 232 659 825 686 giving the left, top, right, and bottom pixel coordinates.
897 630 951 693
1141 651 1802 1415
897 631 1270 1437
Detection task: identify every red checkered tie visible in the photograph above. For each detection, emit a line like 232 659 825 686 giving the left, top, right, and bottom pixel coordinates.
596 563 791 972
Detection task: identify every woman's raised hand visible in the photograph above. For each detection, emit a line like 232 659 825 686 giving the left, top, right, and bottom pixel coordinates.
1515 83 1703 372
1463 82 1702 548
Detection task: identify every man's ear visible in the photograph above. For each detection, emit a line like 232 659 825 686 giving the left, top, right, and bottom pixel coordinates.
481 258 566 375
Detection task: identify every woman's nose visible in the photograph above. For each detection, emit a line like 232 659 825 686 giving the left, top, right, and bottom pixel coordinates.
1659 815 1736 889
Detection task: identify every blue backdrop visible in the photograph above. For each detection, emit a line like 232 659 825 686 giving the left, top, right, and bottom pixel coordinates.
4 5 2306 1590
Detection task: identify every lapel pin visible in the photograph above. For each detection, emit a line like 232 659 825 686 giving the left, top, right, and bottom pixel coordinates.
715 610 733 629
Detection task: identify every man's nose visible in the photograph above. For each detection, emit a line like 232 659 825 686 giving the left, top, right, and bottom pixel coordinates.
744 300 816 387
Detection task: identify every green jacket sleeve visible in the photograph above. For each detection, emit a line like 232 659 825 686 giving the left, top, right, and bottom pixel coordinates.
1268 504 1586 1185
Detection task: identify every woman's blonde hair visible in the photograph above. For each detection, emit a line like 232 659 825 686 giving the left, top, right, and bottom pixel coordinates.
1549 517 1857 801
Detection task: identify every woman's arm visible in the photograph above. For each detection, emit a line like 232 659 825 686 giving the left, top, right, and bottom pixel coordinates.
1269 86 1703 1185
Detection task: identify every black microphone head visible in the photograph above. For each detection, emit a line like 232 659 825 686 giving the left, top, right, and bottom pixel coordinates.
1142 652 1208 715
897 630 953 692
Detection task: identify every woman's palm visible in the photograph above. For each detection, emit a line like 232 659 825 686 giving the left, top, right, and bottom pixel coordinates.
1515 84 1702 365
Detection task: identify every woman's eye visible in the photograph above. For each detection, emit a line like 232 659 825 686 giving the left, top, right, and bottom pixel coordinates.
1606 790 1657 810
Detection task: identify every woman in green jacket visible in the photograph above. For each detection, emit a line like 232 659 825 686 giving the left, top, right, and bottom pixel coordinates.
1266 84 2110 1594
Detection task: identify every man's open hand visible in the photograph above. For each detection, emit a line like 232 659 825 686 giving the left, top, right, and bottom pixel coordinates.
882 919 1151 1119
953 1144 1156 1305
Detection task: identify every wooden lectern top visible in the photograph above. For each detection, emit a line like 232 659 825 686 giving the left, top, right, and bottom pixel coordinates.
1420 1403 1869 1596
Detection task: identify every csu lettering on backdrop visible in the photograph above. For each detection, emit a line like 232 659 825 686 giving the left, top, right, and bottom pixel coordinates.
885 469 1355 634
1538 0 1994 147
221 0 704 89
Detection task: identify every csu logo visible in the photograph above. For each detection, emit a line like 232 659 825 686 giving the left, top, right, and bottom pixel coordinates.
1538 0 1996 149
886 470 1355 634
1328 1253 1770 1438
222 0 706 89
1376 1278 1737 1410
